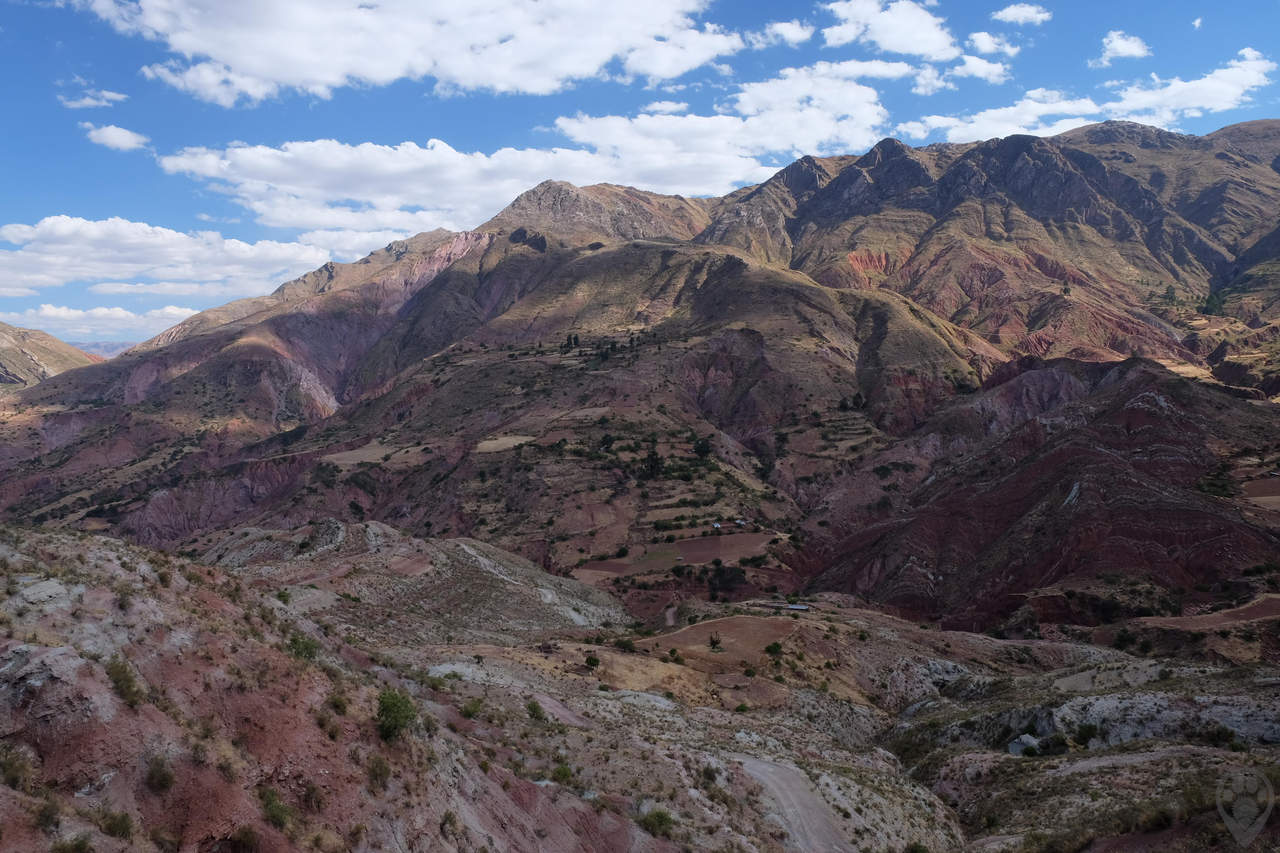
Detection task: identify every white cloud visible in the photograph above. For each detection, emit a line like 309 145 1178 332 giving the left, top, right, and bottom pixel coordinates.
1193 18 1203 30
747 20 816 49
967 31 1020 57
0 304 197 339
1089 31 1152 68
58 88 128 109
70 0 744 106
0 215 328 298
621 23 743 81
79 122 150 151
912 66 952 95
641 100 690 114
951 55 1011 84
896 87 1098 141
159 139 638 239
1102 47 1276 125
897 47 1276 141
822 0 961 62
990 4 1051 26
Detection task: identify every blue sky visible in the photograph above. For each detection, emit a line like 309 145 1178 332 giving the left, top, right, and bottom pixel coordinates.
1 0 1277 341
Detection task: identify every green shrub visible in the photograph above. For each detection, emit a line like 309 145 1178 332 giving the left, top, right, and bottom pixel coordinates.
0 745 32 791
50 835 93 853
34 796 60 832
225 825 260 852
145 755 175 793
99 809 133 839
286 632 319 661
376 689 416 741
764 642 782 657
526 700 546 721
1038 733 1069 756
551 764 573 784
367 753 391 792
105 656 143 708
460 698 484 719
638 809 674 838
259 787 291 830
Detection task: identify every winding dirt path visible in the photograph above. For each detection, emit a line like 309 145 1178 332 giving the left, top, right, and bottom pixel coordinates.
731 754 853 852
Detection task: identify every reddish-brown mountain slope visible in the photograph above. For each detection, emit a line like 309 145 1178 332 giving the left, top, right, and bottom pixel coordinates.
1 120 1277 635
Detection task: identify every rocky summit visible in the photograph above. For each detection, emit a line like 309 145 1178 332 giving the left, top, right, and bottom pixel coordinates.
2 121 1280 852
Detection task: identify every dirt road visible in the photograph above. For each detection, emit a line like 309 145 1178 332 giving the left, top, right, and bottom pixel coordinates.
731 754 854 852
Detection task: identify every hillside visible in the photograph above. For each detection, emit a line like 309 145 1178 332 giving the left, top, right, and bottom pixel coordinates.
0 120 1277 642
1 525 1277 851
0 322 97 392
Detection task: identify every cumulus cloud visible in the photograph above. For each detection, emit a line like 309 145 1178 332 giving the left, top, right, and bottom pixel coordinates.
58 88 128 109
79 122 150 151
1103 47 1276 125
0 215 328 298
747 20 816 49
897 47 1276 141
1089 31 1153 68
0 304 198 340
991 4 1052 26
912 66 951 96
967 31 1020 57
621 23 743 81
641 100 690 114
1192 18 1202 30
896 88 1099 141
950 55 1011 84
822 0 961 62
70 0 745 105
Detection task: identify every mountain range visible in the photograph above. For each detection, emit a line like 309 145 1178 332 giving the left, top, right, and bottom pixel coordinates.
1 120 1279 852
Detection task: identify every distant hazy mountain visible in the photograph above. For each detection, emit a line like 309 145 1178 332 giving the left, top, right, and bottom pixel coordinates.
67 340 138 358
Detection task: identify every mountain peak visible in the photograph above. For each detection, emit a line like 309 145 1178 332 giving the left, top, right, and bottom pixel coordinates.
1053 120 1199 149
483 179 712 242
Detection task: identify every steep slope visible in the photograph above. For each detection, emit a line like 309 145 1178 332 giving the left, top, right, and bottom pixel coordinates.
3 238 998 556
806 356 1280 629
0 321 97 391
3 525 1277 853
21 229 486 423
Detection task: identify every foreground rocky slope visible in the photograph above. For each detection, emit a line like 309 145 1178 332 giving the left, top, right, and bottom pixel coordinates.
1 526 1276 852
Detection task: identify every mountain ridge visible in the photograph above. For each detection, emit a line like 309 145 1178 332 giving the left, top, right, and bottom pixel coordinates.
1 119 1278 635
